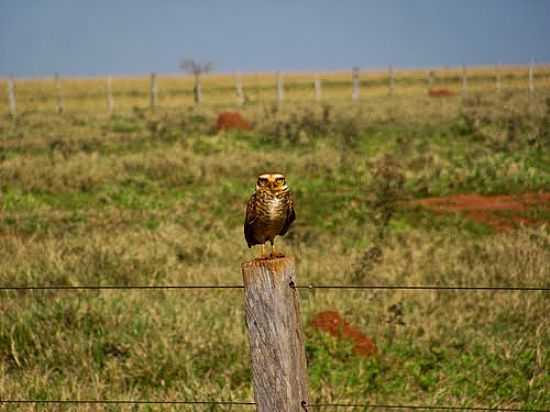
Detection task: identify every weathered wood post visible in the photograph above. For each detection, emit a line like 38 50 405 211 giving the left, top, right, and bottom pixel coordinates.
149 72 158 111
241 257 309 412
495 63 501 93
191 73 203 105
528 60 535 97
427 70 435 93
277 71 284 105
7 76 16 117
235 72 245 106
106 75 114 115
388 65 395 96
54 73 64 114
461 64 468 98
352 66 360 102
255 72 263 105
314 73 322 102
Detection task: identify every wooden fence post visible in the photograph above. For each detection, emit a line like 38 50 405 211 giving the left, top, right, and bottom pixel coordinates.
255 72 263 105
461 64 468 97
528 60 535 97
150 72 157 111
427 70 434 92
7 76 17 117
106 75 114 114
352 66 360 102
235 72 245 106
241 257 309 412
314 73 321 102
496 63 501 93
54 73 64 114
277 71 284 105
388 65 395 96
193 74 203 105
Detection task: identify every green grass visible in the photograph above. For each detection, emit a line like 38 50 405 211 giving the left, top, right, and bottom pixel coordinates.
1 89 550 411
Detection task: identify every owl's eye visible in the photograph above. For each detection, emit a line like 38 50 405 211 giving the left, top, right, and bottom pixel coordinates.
258 177 268 185
275 177 285 185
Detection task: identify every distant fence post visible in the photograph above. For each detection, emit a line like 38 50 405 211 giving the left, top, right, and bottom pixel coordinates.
495 63 501 93
241 257 309 412
388 65 395 96
277 71 284 104
194 76 203 105
461 65 468 97
235 72 245 106
255 72 263 104
528 60 535 97
54 73 64 114
352 66 360 102
7 76 16 117
427 70 434 91
149 72 158 111
314 73 322 102
106 76 114 115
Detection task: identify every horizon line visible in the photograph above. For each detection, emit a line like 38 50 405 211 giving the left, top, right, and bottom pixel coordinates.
1 62 549 81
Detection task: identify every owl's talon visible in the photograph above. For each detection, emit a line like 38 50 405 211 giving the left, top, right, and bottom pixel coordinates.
270 243 285 258
259 244 267 259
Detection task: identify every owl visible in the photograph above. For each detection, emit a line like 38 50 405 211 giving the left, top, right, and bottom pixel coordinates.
244 173 296 257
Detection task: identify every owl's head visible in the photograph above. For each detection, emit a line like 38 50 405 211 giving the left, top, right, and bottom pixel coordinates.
256 173 289 192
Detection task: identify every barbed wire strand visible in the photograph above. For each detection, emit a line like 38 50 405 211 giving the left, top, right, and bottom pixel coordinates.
310 403 549 412
310 403 550 412
0 284 548 292
0 399 254 407
0 399 548 412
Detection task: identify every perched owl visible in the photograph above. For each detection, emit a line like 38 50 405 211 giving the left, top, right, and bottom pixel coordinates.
244 173 296 257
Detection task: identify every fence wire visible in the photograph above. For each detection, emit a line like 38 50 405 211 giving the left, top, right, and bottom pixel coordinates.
0 284 548 292
2 282 547 411
0 399 548 412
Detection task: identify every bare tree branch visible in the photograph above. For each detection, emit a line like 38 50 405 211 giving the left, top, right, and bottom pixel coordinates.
179 59 213 77
178 58 214 105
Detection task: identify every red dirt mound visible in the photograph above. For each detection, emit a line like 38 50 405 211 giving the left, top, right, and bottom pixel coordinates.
415 192 550 231
428 88 456 97
215 111 252 132
311 311 377 357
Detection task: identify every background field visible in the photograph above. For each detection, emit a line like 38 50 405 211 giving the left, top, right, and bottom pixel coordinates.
1 66 549 411
3 65 550 113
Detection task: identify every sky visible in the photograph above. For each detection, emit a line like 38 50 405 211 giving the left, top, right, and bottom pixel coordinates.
1 0 549 77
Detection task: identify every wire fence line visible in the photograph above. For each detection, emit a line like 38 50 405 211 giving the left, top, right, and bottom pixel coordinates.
0 399 548 412
0 284 548 292
0 399 255 407
309 404 550 412
3 63 549 117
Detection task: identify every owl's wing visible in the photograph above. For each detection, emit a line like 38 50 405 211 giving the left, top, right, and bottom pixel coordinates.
244 193 258 247
279 192 296 236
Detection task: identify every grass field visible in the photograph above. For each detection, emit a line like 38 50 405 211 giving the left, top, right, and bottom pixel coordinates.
1 66 550 411
3 64 550 113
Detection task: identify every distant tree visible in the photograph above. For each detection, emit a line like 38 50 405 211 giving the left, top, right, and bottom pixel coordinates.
179 58 213 105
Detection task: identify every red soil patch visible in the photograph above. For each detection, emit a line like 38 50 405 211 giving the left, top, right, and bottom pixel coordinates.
215 111 252 132
415 192 550 231
428 88 456 97
311 311 377 357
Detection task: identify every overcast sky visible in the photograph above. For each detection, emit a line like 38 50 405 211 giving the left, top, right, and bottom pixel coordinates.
1 0 549 77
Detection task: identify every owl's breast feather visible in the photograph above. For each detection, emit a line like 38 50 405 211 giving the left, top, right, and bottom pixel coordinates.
267 196 286 217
